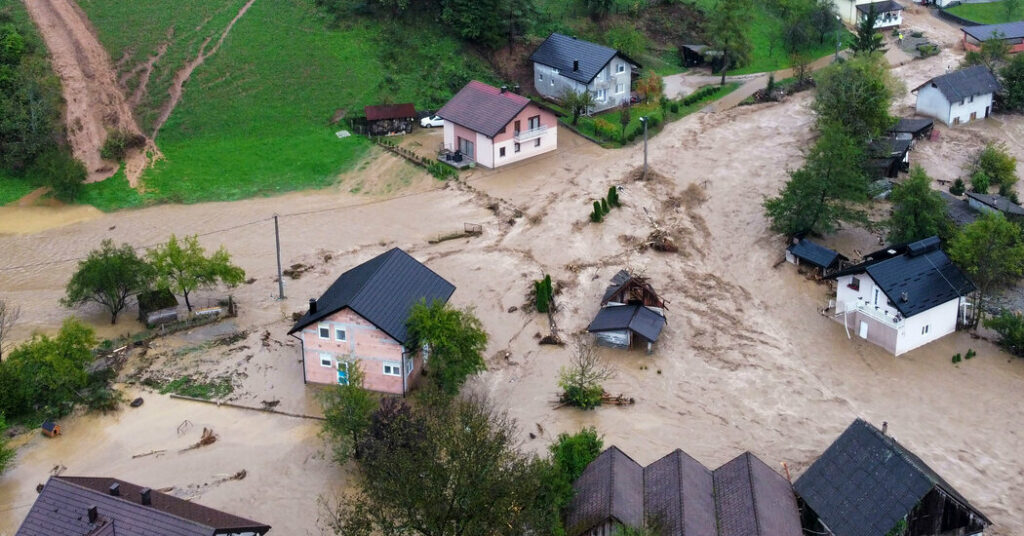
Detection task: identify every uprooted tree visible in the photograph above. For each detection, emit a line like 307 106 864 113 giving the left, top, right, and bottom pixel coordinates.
558 338 615 409
147 234 245 312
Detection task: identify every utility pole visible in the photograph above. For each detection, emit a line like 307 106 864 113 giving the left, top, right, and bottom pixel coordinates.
640 116 648 179
274 215 285 300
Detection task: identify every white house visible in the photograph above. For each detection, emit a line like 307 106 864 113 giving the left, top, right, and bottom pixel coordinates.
529 33 640 113
833 0 904 28
913 65 1000 126
830 236 974 356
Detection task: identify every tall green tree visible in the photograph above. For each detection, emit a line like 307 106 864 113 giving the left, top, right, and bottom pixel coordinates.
319 365 378 464
949 212 1024 327
968 142 1018 195
1001 51 1024 112
584 0 616 19
887 166 950 243
707 0 752 85
850 5 884 56
809 0 840 44
813 55 896 140
1006 0 1023 22
764 126 869 236
965 32 1010 70
442 0 536 49
62 239 151 324
549 426 603 482
0 318 95 419
406 300 488 396
147 235 245 311
0 413 14 475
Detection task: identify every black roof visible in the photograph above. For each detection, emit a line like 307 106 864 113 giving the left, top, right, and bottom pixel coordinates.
587 305 666 342
565 446 645 534
867 136 912 159
644 449 716 535
940 191 979 227
965 191 1024 216
915 65 1000 103
962 21 1024 41
795 419 991 536
831 237 975 318
529 33 640 85
288 248 455 343
17 476 271 536
856 0 904 13
893 117 933 135
788 239 845 269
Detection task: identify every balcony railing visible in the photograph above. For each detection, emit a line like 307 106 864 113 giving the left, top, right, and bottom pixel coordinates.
514 125 547 141
845 300 904 328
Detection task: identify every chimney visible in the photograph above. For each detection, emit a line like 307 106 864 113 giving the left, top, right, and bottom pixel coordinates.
573 60 579 71
513 84 520 94
108 483 120 496
882 421 888 435
88 506 98 523
500 85 508 93
308 298 317 314
140 488 152 506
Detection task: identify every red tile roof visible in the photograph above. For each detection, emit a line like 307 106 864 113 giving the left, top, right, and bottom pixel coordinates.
364 103 417 121
436 81 531 138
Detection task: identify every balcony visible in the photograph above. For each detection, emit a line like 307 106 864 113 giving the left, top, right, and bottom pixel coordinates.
845 300 904 328
514 125 547 142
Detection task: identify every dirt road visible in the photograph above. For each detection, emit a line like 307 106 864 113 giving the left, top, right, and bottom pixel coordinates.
23 0 145 183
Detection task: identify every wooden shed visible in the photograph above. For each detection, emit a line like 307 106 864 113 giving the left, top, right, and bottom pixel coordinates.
364 103 417 136
41 420 61 438
589 270 668 353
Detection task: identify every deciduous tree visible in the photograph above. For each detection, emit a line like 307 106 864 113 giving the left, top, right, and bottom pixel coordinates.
1001 51 1024 112
887 166 951 243
707 0 752 85
550 426 603 481
406 300 487 395
968 142 1018 195
319 365 377 463
812 55 897 140
965 32 1010 70
0 318 95 419
0 297 18 360
63 239 151 324
949 212 1024 327
147 235 245 311
558 338 615 409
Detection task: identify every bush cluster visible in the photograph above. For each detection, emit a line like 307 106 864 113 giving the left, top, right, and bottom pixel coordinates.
682 85 722 106
99 130 146 161
534 274 553 313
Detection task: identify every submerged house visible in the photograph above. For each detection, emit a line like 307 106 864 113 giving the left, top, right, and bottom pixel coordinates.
829 236 974 356
914 66 1000 127
587 270 667 353
833 0 903 28
530 33 640 113
786 238 848 276
565 446 802 536
288 248 455 394
17 475 271 535
962 21 1024 54
436 81 557 168
795 419 990 536
965 191 1024 219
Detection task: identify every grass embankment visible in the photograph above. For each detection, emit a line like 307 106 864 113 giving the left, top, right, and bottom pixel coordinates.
0 170 35 206
947 1 1021 24
76 0 494 208
557 83 740 148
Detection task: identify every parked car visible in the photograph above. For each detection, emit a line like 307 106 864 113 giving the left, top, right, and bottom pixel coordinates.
420 115 444 128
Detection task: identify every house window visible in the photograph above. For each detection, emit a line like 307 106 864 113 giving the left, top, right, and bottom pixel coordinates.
337 361 350 385
596 88 607 101
318 324 330 339
535 138 541 147
617 63 625 73
528 115 541 130
383 362 401 376
539 73 544 81
922 325 930 335
616 83 625 94
550 77 555 86
969 95 974 103
405 356 414 376
514 142 521 153
500 147 506 157
848 277 860 291
335 328 346 341
319 353 333 368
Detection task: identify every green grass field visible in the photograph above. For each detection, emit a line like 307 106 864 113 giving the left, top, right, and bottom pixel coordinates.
947 1 1022 24
0 169 35 206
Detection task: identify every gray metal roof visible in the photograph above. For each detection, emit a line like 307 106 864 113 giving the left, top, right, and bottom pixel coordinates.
940 191 979 227
915 65 1000 103
644 449 716 535
893 117 934 136
794 419 991 536
565 446 645 534
529 33 639 85
436 81 531 138
587 305 666 342
288 248 455 343
787 239 845 269
962 20 1024 41
856 0 904 13
17 476 270 536
965 191 1024 216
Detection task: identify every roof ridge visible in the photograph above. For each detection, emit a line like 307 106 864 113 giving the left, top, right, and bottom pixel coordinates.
745 452 762 536
676 449 686 536
52 477 218 531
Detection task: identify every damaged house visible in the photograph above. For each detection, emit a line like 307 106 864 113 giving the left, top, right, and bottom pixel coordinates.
587 270 667 353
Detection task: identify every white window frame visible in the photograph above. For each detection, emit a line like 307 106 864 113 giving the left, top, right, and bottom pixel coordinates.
405 355 414 376
617 63 625 73
319 353 333 368
318 324 330 340
383 361 401 377
335 327 347 341
552 68 559 75
596 88 607 101
616 83 625 94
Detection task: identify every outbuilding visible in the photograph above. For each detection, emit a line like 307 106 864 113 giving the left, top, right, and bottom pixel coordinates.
833 0 904 28
587 270 667 353
965 191 1024 219
913 65 1000 126
892 117 934 140
867 136 912 178
962 21 1024 54
363 103 417 136
786 238 847 276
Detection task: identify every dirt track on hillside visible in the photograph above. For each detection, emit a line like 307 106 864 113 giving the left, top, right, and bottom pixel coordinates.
23 0 146 183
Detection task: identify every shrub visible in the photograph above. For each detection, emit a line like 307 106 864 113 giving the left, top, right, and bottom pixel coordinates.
607 186 620 207
600 198 610 214
561 384 605 410
29 149 86 202
984 310 1024 357
965 348 976 359
950 178 966 196
593 118 617 140
591 201 603 222
670 102 679 113
952 353 962 364
550 426 603 481
534 274 553 313
100 130 146 161
971 171 990 193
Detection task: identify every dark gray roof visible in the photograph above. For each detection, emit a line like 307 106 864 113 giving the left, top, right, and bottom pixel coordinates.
965 191 1024 216
17 476 270 536
868 136 912 159
587 305 666 342
794 419 991 536
915 65 1000 103
856 0 904 13
893 117 933 135
566 446 645 534
940 191 979 227
962 21 1024 41
529 33 639 85
644 449 716 535
601 269 633 304
436 81 531 138
834 237 975 318
715 453 803 536
787 239 845 269
288 248 455 343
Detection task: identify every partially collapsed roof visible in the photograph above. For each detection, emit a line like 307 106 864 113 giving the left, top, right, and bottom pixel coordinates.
787 239 845 269
893 117 934 136
288 248 455 344
529 33 640 85
962 20 1024 42
567 447 802 536
795 419 991 536
17 476 271 536
915 65 1000 104
436 81 531 139
587 304 666 342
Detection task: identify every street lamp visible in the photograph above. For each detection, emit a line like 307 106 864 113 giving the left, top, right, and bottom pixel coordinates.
639 116 648 178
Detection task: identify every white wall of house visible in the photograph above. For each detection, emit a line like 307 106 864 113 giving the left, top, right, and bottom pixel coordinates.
967 196 998 214
443 122 455 153
475 131 495 168
896 297 961 355
534 57 634 113
491 128 557 167
834 0 901 27
915 85 993 126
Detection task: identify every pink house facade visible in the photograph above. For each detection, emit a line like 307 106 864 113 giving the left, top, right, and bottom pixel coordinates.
438 81 557 168
288 248 454 395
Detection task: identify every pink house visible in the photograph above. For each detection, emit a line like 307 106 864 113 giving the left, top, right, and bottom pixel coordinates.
287 248 455 395
437 80 557 168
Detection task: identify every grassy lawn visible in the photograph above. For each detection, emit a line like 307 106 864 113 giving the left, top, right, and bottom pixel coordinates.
76 0 494 209
78 167 145 212
947 1 1021 24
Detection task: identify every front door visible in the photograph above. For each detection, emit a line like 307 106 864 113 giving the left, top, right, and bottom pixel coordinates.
970 111 977 121
859 321 869 339
458 137 474 159
337 361 350 385
985 105 991 117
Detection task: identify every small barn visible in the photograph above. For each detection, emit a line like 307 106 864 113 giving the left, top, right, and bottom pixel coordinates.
588 270 667 353
892 117 934 140
965 191 1024 219
962 21 1024 54
601 270 666 308
363 103 417 136
786 238 847 276
137 288 178 327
